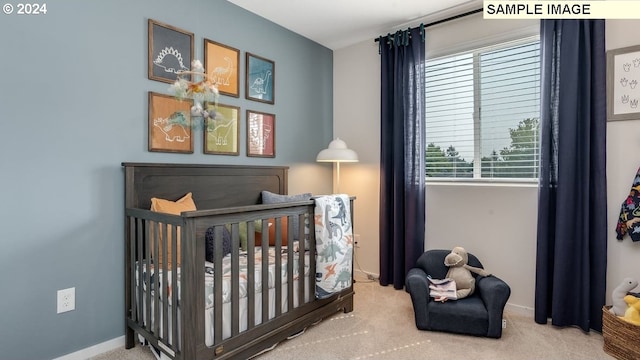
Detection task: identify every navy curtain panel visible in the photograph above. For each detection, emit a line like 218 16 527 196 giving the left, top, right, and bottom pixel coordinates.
535 19 607 332
378 27 426 289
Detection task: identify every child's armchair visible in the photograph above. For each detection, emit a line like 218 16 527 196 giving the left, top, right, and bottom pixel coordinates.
405 249 511 338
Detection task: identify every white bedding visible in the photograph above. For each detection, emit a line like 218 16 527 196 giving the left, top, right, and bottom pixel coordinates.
136 247 311 347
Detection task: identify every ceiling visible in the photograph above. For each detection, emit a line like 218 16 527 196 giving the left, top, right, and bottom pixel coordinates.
226 0 483 50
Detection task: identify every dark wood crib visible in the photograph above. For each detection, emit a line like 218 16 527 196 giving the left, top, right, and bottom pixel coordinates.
123 163 354 359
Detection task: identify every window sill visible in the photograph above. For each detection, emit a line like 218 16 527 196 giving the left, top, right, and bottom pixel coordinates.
426 178 538 188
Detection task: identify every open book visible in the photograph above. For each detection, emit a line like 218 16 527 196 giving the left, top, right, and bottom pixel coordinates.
428 276 457 300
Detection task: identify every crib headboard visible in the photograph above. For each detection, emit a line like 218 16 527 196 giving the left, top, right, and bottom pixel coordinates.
122 162 288 210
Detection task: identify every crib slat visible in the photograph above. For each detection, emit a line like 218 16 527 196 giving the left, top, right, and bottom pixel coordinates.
307 212 316 303
156 222 164 339
152 222 159 337
138 221 145 326
247 222 256 331
213 225 223 345
274 217 282 318
144 221 152 333
261 221 269 323
159 222 168 342
297 216 305 306
230 225 240 337
287 227 294 312
170 224 178 348
132 218 141 322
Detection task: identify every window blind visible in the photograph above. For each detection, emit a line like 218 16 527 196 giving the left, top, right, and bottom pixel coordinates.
425 37 540 180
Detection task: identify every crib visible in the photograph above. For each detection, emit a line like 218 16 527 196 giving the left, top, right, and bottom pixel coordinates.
123 162 354 359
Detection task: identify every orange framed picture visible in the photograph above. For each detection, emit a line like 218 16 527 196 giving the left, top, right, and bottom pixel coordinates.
204 39 240 98
148 92 193 153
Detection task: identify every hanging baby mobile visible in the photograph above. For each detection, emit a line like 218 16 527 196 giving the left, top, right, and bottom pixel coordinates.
168 59 220 128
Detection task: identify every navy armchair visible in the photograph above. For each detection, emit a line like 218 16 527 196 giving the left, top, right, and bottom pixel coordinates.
405 249 511 338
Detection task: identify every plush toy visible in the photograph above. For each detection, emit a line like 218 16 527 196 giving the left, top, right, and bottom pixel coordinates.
620 294 640 326
439 246 491 301
610 277 639 316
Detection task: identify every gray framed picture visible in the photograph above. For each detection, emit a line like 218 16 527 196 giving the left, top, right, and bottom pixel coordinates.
246 53 275 104
607 44 640 121
148 19 194 84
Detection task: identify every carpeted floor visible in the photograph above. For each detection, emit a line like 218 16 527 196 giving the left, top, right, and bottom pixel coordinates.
93 278 614 360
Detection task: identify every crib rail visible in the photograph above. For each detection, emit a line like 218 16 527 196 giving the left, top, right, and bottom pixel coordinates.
124 201 320 359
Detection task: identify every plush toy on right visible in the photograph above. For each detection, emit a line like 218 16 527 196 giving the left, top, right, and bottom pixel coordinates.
610 277 639 316
441 246 491 301
621 294 640 326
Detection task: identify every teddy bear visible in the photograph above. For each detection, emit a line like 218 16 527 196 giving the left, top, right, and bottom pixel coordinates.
620 294 640 326
438 246 491 301
610 277 639 316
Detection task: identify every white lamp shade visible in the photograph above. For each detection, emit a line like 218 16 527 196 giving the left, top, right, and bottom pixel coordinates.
316 138 359 162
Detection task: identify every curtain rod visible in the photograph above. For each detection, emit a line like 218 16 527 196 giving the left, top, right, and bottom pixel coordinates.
374 8 483 43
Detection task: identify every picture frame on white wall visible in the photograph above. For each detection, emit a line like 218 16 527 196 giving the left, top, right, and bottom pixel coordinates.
607 44 640 121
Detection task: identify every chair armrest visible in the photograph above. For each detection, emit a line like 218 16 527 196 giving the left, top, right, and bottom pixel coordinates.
405 268 433 330
406 268 430 295
476 275 511 338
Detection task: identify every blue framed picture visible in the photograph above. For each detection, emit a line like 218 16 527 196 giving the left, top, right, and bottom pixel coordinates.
246 53 275 104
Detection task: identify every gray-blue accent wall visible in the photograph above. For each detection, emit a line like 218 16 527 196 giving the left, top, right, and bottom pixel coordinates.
0 1 333 358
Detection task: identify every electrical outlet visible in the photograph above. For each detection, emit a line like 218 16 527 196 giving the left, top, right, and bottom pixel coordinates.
502 319 507 329
57 287 75 314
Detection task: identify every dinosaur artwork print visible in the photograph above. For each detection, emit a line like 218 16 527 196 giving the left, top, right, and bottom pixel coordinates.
246 53 274 104
204 40 240 97
148 92 193 153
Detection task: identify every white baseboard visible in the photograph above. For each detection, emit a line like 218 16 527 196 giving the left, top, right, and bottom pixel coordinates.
52 336 124 360
505 302 535 317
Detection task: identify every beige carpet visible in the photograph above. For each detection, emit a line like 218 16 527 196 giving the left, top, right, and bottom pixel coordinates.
93 279 614 360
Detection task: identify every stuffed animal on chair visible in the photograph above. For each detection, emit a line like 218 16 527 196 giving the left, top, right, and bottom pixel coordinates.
440 246 491 301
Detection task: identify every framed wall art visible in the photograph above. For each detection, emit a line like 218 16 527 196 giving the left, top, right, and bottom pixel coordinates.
204 103 240 155
148 92 194 153
148 19 194 84
204 39 240 97
247 110 275 157
607 44 640 121
246 53 275 104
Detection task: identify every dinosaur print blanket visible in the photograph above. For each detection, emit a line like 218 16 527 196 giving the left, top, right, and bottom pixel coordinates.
314 195 353 299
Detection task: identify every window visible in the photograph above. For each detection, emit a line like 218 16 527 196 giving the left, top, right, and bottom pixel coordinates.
425 37 540 180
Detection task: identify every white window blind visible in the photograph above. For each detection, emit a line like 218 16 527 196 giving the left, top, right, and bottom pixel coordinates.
425 37 540 180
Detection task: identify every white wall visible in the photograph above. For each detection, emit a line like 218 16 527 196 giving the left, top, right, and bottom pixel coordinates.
605 19 640 301
334 40 381 275
334 18 640 313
